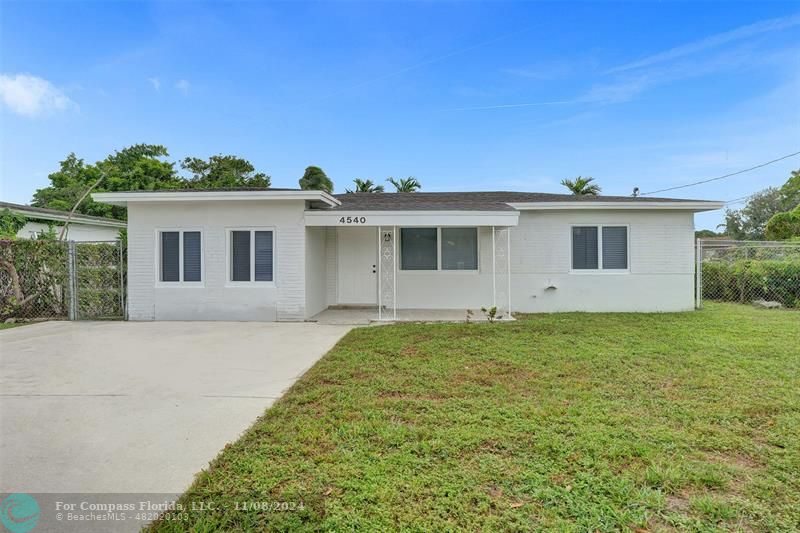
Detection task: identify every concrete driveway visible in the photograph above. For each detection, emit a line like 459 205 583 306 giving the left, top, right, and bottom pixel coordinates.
0 321 351 494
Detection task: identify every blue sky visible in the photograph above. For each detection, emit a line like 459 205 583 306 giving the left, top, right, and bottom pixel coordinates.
1 1 798 229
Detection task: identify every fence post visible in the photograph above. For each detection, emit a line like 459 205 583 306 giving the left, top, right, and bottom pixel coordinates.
695 239 703 309
67 240 78 320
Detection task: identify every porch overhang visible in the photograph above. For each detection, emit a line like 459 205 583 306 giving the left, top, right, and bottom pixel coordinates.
303 210 519 227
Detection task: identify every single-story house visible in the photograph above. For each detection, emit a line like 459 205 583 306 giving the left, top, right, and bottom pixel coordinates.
92 189 723 321
0 201 125 241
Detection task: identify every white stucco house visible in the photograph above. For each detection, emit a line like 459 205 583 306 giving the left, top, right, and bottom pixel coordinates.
1 201 125 241
92 189 723 321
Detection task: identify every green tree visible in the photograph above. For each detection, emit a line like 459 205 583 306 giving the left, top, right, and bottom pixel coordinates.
0 209 27 239
560 176 601 195
695 229 722 239
181 155 271 189
778 169 800 210
32 144 181 220
722 187 783 240
765 205 800 240
299 166 333 193
387 177 421 192
345 179 384 193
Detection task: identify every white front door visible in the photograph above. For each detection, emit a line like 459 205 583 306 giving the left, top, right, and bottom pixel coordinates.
337 227 377 305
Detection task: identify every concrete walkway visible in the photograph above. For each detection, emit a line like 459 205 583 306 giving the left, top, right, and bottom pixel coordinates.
0 321 351 494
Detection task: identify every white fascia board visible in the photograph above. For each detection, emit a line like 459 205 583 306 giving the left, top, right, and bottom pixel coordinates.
507 201 725 212
304 210 520 227
92 190 341 207
7 207 126 228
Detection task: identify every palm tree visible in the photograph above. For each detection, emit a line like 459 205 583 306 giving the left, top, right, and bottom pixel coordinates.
387 176 421 192
560 176 601 196
345 178 384 194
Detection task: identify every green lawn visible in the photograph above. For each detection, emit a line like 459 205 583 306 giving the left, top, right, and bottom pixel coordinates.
152 304 799 532
0 322 26 330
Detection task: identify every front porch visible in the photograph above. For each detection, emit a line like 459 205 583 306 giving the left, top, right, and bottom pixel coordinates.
305 218 517 322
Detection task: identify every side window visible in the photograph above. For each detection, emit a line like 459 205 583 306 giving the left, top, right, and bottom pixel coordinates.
160 230 202 283
230 229 275 282
571 226 628 271
571 226 598 270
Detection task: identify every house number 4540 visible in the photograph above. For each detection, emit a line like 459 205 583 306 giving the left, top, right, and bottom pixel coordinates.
339 216 367 224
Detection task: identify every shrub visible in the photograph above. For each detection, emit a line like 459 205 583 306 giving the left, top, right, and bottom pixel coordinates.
703 258 800 308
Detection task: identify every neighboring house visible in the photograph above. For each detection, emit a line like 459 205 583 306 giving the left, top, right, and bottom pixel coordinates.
93 189 723 321
1 201 125 241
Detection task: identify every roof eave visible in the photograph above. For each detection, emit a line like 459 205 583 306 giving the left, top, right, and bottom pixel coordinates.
4 206 126 227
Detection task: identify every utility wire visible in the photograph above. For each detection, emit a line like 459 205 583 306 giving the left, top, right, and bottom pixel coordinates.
639 150 800 196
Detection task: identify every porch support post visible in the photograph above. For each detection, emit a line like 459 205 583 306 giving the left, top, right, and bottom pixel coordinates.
507 227 512 317
377 226 382 321
393 225 397 320
492 226 496 308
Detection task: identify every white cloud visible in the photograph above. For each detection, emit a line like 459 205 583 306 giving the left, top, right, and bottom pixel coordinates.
0 73 77 117
148 77 161 90
606 13 800 74
175 79 190 94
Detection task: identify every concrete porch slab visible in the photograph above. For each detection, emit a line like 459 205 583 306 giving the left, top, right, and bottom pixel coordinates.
310 308 512 325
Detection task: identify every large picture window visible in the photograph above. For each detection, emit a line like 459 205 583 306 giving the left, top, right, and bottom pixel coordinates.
230 229 274 282
159 230 202 283
400 227 478 271
571 225 628 271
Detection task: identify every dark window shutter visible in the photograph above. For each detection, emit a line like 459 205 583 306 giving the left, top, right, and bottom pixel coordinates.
602 226 628 269
572 226 598 269
254 231 273 281
161 231 180 282
231 231 251 281
183 231 202 281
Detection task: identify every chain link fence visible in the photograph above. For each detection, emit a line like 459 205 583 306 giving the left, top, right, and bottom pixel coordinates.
0 239 125 322
697 240 800 309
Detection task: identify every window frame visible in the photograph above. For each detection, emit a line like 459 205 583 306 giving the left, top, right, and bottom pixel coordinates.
569 224 630 274
399 227 480 273
225 227 277 287
154 228 205 287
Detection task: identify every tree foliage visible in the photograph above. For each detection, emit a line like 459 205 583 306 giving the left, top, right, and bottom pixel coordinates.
387 177 421 192
32 145 182 220
345 179 384 193
560 176 601 195
765 205 800 241
0 209 28 240
722 173 798 240
181 155 271 189
299 166 334 193
31 146 272 221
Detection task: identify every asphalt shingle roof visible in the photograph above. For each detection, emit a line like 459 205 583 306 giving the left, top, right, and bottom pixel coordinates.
329 191 716 211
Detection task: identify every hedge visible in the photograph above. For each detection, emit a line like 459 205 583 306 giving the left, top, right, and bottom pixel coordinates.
702 259 800 308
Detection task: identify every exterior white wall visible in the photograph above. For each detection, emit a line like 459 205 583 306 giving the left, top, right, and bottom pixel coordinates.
126 200 307 321
330 210 696 313
18 221 121 241
304 227 328 319
510 210 696 312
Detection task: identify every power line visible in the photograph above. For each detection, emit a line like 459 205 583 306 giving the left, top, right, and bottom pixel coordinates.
639 150 800 196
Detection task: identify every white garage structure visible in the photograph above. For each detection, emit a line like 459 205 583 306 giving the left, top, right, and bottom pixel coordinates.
93 189 723 321
1 201 125 241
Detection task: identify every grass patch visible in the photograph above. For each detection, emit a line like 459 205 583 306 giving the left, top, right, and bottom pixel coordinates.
0 322 27 330
151 303 799 531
